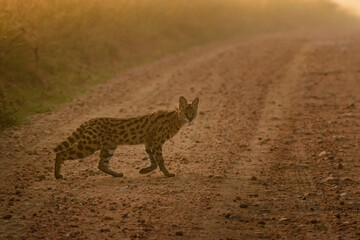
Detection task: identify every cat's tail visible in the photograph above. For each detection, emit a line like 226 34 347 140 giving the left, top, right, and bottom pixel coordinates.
54 127 83 152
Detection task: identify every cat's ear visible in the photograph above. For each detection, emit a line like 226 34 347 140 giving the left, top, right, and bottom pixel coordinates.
192 97 199 106
179 96 187 110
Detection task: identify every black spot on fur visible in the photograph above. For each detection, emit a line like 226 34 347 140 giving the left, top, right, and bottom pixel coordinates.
141 118 149 128
85 146 94 152
54 145 63 152
62 141 69 148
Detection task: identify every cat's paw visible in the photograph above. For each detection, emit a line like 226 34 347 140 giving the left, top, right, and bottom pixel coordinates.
55 174 63 179
166 173 175 177
139 168 148 174
112 172 124 177
139 166 157 174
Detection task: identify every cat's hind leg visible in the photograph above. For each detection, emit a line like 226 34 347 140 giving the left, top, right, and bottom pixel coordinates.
98 148 123 177
54 144 96 179
139 145 158 174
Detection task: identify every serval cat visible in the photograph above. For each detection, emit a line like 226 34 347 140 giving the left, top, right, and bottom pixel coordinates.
54 96 199 179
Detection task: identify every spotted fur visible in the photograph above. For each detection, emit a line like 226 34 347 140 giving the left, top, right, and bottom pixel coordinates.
54 96 199 179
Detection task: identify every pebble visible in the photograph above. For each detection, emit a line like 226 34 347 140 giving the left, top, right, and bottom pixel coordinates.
38 175 46 181
175 231 183 236
318 151 327 157
181 157 189 164
279 217 290 222
340 192 347 198
3 214 12 219
251 176 257 181
240 203 248 208
322 176 337 183
310 219 318 224
337 163 343 169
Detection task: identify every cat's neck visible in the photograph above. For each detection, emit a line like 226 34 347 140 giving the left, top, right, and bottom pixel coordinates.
172 109 186 129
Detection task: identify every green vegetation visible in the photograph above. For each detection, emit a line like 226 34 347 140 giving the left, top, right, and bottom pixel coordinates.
0 0 358 130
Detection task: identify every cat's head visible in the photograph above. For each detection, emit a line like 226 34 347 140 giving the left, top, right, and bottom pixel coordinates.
178 96 199 123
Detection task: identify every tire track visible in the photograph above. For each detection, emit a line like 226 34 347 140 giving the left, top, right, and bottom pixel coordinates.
202 42 334 239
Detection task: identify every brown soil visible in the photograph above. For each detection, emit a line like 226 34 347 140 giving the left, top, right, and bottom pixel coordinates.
0 30 359 240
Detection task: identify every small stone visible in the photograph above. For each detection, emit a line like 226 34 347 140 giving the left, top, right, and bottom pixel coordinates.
3 214 12 219
340 192 347 198
258 220 266 225
225 213 232 219
240 203 248 208
103 216 113 220
337 163 343 169
279 217 290 222
318 151 327 157
310 219 318 224
251 176 257 181
175 231 183 236
322 176 337 183
38 175 46 181
100 228 110 232
181 157 189 164
142 156 148 161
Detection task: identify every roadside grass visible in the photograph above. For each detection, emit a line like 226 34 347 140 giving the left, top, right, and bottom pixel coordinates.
0 0 358 130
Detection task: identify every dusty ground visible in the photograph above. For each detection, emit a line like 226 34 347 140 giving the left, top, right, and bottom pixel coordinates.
0 30 359 240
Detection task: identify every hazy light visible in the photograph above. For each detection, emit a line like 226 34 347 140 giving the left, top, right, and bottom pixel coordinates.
331 0 360 16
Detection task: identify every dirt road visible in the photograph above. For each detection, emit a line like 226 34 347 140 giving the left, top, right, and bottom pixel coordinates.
0 30 359 240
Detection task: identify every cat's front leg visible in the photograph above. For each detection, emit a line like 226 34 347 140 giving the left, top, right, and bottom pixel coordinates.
139 145 158 174
153 145 175 177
